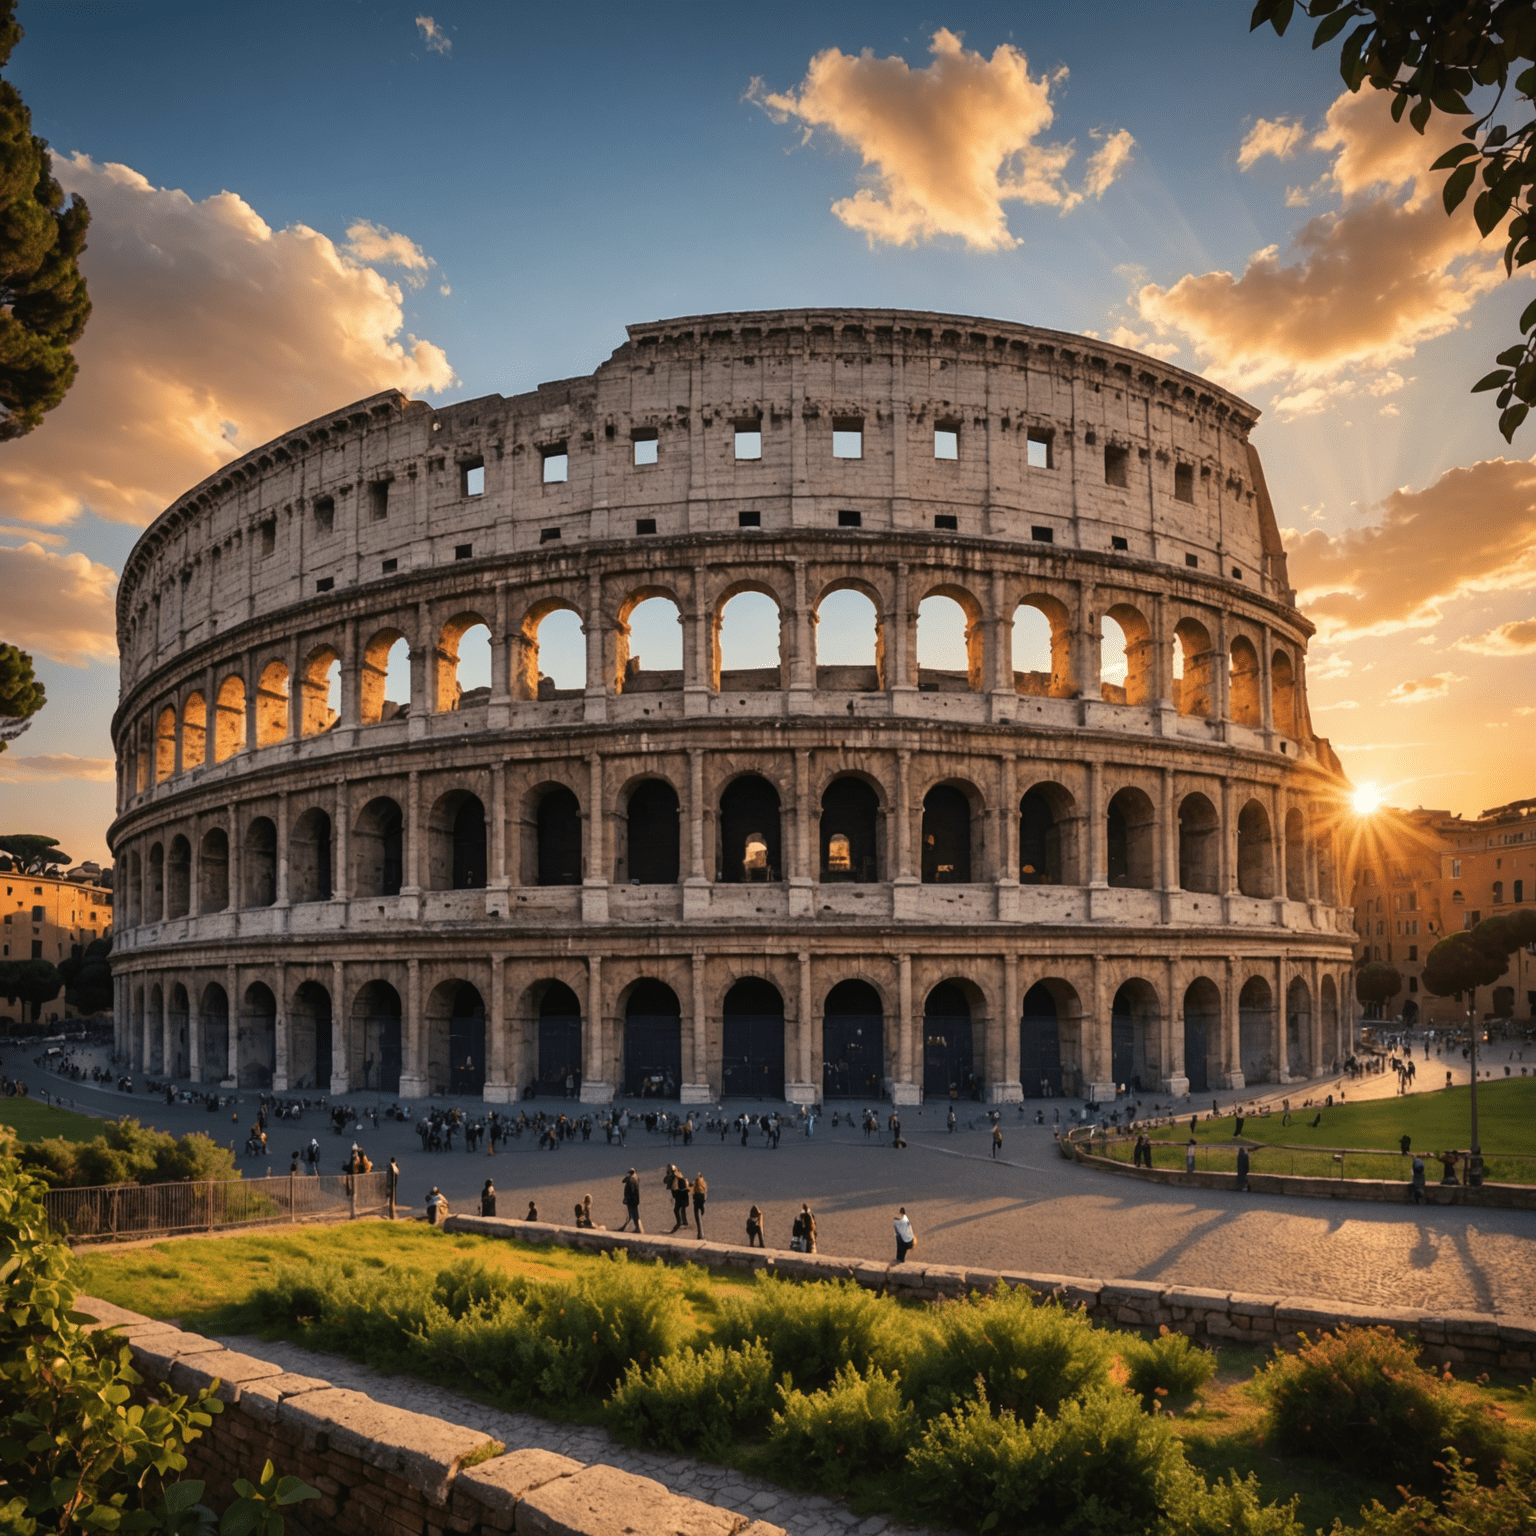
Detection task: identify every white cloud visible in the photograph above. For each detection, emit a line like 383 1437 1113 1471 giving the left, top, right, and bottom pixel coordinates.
1136 90 1504 406
0 541 118 664
0 752 115 782
344 220 433 287
1307 652 1353 680
416 15 451 55
0 156 454 531
1384 672 1465 704
1455 618 1536 655
1284 456 1536 641
1238 116 1309 170
1312 698 1359 710
751 29 1133 250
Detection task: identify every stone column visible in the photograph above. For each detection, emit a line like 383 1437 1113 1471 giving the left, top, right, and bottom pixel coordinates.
273 960 289 1091
789 747 812 916
1259 624 1275 749
223 962 238 1088
1273 791 1288 914
894 952 916 1102
1223 954 1245 1089
490 583 511 706
890 562 914 694
682 950 710 1104
582 752 608 922
333 780 349 902
788 949 814 1104
582 569 608 722
684 746 708 918
229 809 244 916
788 559 814 700
683 568 710 715
1086 760 1107 888
895 749 914 880
188 982 202 1083
486 954 506 1102
579 955 610 1104
400 957 426 1098
1087 954 1116 1102
274 790 290 909
1164 954 1189 1096
403 770 421 894
330 958 349 1094
1073 581 1098 707
999 952 1022 1100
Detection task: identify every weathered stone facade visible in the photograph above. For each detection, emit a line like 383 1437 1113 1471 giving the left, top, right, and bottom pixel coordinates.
108 309 1356 1106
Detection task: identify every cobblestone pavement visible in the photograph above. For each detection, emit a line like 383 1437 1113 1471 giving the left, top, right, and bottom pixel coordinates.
216 1333 942 1536
15 1042 1536 1317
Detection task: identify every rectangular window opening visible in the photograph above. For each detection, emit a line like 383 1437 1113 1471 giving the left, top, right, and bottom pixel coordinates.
734 424 762 461
636 518 657 535
455 543 473 561
632 428 658 467
1111 535 1128 551
1174 463 1195 503
259 518 276 556
933 513 958 530
541 445 568 484
540 526 562 543
1030 525 1054 544
462 459 485 497
1104 444 1129 488
369 480 390 520
832 416 863 459
837 508 862 528
934 426 959 460
313 495 335 534
1026 428 1053 469
381 557 398 574
738 510 761 528
1185 553 1199 569
314 576 335 593
1231 566 1243 580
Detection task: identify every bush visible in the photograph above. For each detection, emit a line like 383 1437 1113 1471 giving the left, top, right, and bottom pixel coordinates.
1158 1472 1304 1536
1335 1453 1536 1535
20 1116 238 1187
1119 1328 1218 1409
713 1274 908 1392
607 1341 776 1454
902 1282 1114 1422
1253 1327 1512 1487
766 1363 918 1492
906 1384 1192 1535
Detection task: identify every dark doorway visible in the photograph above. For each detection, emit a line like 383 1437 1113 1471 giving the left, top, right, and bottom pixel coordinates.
623 979 681 1097
1020 983 1062 1096
1107 789 1155 889
453 796 487 889
719 775 781 882
923 982 975 1099
537 787 582 885
200 984 229 1082
352 981 403 1094
537 982 583 1094
627 779 680 884
820 777 879 881
1018 789 1060 884
922 786 971 882
449 983 485 1095
292 981 332 1091
1183 979 1219 1097
822 980 884 1100
1112 989 1134 1087
722 977 785 1099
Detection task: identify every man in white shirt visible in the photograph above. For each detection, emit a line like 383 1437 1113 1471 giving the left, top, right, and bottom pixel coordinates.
893 1206 915 1263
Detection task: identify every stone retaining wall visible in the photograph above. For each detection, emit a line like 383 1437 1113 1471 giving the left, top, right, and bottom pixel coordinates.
442 1215 1536 1373
76 1295 785 1536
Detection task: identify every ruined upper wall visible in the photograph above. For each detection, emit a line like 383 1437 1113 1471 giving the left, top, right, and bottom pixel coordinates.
116 309 1287 687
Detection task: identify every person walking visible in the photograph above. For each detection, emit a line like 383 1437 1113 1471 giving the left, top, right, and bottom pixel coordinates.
991 1124 1003 1160
947 1106 956 1134
1235 1144 1250 1192
1185 1138 1197 1174
1409 1155 1426 1204
667 1165 690 1231
621 1167 643 1231
691 1172 707 1238
791 1202 817 1252
746 1203 765 1248
893 1206 916 1263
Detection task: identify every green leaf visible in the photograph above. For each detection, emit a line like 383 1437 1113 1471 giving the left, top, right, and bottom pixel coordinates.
1251 0 1295 37
163 1483 206 1514
1499 400 1529 440
1443 161 1477 212
272 1478 319 1506
1430 142 1481 170
218 1501 262 1536
1311 7 1353 49
1472 369 1512 392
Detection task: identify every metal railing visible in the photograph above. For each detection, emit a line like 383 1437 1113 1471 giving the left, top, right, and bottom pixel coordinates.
43 1170 394 1241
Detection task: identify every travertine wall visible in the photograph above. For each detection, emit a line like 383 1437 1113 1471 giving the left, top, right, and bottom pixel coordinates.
108 310 1357 1108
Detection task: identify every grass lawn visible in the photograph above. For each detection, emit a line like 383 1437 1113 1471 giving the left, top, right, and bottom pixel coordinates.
1190 1076 1536 1157
0 1097 104 1145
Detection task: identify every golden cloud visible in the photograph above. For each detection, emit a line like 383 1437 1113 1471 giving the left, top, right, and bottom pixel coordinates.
416 15 450 55
344 220 434 286
1456 618 1536 654
0 156 455 530
1237 117 1308 170
0 753 115 783
1384 672 1464 704
0 541 118 664
1136 91 1502 403
1285 456 1536 641
751 29 1133 250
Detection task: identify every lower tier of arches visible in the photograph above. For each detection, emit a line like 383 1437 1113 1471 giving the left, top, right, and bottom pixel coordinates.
113 940 1355 1106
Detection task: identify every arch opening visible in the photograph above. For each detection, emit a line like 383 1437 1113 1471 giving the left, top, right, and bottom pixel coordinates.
534 785 582 886
165 835 191 918
181 692 206 770
289 807 334 903
299 646 341 736
719 774 781 883
715 589 781 691
255 661 289 747
922 783 973 883
167 982 189 1077
1013 596 1074 698
1107 787 1156 889
820 775 880 882
917 591 979 692
1285 808 1307 901
923 981 976 1101
535 981 582 1096
290 980 333 1090
1272 650 1298 737
1230 637 1261 727
618 595 683 693
361 629 412 725
350 980 402 1093
722 977 785 1100
1020 980 1068 1097
823 979 885 1101
1237 799 1275 898
427 980 485 1096
815 586 882 691
1110 979 1160 1092
1178 793 1220 894
1239 975 1276 1083
353 797 403 897
520 604 586 700
1020 782 1074 885
147 842 164 921
625 779 680 884
1173 618 1215 718
1286 976 1311 1078
238 981 277 1089
200 983 229 1083
1182 978 1221 1096
154 707 176 783
1101 604 1151 705
437 614 492 713
1321 974 1340 1069
623 979 682 1099
215 676 246 761
243 817 277 908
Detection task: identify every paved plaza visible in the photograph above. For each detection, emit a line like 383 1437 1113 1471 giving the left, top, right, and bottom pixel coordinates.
10 1040 1534 1317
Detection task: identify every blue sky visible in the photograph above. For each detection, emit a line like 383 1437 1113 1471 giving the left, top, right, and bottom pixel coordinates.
3 2 1533 864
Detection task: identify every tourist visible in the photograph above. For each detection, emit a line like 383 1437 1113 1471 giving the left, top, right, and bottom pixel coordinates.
1236 1144 1250 1192
746 1203 764 1248
791 1203 816 1252
526 1199 539 1221
947 1106 956 1134
621 1167 643 1231
991 1124 1003 1160
691 1172 707 1237
667 1165 689 1231
480 1178 496 1217
426 1185 448 1225
894 1206 916 1263
1185 1139 1197 1174
576 1194 595 1228
1409 1155 1426 1204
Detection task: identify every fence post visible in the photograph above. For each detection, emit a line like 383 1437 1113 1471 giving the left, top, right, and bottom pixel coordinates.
289 1171 296 1223
350 1175 357 1221
388 1168 396 1221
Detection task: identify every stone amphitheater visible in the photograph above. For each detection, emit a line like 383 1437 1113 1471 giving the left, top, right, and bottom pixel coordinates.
108 308 1358 1108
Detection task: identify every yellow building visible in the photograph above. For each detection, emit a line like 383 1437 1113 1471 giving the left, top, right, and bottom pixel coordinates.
0 866 115 1023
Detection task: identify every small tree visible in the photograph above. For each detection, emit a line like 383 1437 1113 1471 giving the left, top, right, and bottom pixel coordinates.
57 936 111 1016
0 642 45 750
0 834 70 874
1355 961 1403 1020
0 957 60 1023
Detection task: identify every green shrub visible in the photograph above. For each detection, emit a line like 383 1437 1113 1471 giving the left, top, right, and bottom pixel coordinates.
606 1341 776 1453
902 1282 1114 1422
1158 1471 1304 1536
767 1363 918 1492
20 1116 237 1187
1253 1327 1512 1487
907 1384 1192 1535
714 1274 909 1391
1119 1328 1218 1408
1333 1453 1536 1535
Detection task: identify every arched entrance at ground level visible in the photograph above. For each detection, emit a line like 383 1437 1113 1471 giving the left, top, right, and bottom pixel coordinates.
1239 977 1275 1083
1403 998 1419 1026
536 982 583 1095
1110 980 1159 1092
1020 983 1062 1097
923 982 976 1101
238 983 277 1089
289 981 332 1091
200 984 228 1082
148 985 164 1073
1321 975 1340 1066
350 981 402 1094
1182 978 1220 1096
168 983 189 1078
1286 977 1311 1079
722 977 785 1099
823 980 884 1100
426 981 485 1095
623 980 682 1098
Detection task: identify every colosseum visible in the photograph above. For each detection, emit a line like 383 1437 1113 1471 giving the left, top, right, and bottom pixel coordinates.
108 308 1358 1109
